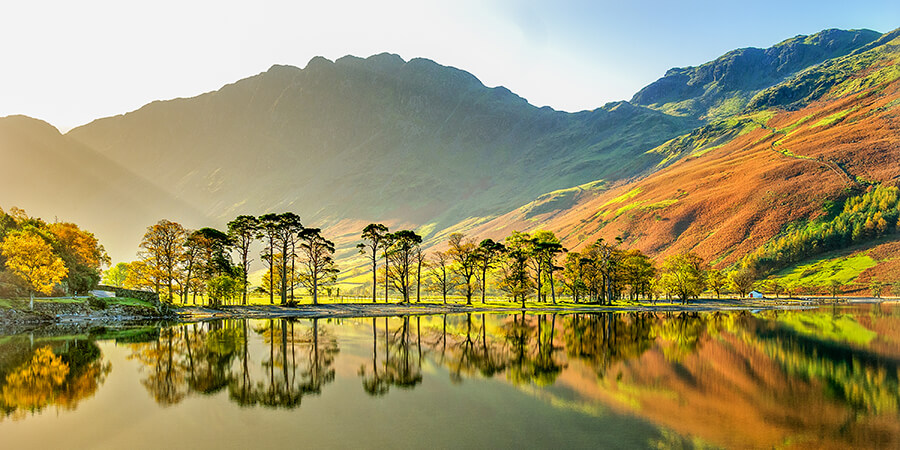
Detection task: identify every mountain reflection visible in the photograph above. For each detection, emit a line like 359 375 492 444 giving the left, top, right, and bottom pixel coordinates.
121 305 900 448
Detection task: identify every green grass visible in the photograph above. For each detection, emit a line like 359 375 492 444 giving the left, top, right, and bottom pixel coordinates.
811 108 854 128
601 188 642 207
0 296 156 310
777 114 814 134
107 297 157 308
770 252 877 287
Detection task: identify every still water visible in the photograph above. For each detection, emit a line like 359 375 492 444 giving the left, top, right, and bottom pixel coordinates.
1 305 899 449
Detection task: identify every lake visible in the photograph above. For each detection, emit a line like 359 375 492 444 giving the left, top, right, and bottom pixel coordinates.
1 304 899 449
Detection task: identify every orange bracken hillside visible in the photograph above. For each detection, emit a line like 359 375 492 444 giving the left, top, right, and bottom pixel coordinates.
469 60 900 268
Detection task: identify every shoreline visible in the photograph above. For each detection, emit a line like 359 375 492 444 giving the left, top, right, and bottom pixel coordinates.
176 297 887 320
1 298 893 326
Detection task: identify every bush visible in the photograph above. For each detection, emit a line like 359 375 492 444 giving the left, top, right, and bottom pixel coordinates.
87 296 107 310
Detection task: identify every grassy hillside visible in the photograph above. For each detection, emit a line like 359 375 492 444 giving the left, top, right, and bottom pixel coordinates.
464 30 900 274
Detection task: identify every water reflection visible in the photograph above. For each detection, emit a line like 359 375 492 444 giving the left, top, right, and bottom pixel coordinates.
128 319 338 408
0 336 110 421
1 304 899 448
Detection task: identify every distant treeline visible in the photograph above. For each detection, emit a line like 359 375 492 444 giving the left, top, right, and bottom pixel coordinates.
359 225 762 307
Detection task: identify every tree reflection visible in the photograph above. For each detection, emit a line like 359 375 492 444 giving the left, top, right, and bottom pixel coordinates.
123 307 900 449
130 318 338 409
0 339 109 421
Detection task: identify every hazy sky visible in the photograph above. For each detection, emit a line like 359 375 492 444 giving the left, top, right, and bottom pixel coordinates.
1 0 897 131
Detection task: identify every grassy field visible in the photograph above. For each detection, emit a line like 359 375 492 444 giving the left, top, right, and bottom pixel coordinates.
0 296 158 310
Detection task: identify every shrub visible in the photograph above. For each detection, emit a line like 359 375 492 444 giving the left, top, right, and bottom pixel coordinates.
87 296 107 310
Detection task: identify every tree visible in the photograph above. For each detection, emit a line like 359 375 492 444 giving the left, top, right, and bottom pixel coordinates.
123 261 154 291
476 239 505 304
48 222 109 293
428 250 456 304
297 228 338 305
102 262 129 287
829 279 843 298
386 230 422 304
869 279 884 298
619 249 654 301
706 269 726 299
529 231 563 304
275 213 303 305
447 233 479 305
381 233 395 303
188 227 233 304
728 268 756 299
357 224 389 304
414 246 426 303
560 253 587 303
207 274 240 307
500 232 534 307
258 214 281 305
660 252 706 304
228 215 259 305
0 230 68 296
767 279 784 298
138 219 187 302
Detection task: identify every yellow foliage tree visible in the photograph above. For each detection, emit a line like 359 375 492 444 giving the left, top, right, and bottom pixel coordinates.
0 230 68 295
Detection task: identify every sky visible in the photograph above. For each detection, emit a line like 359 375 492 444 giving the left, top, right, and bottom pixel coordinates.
0 0 897 131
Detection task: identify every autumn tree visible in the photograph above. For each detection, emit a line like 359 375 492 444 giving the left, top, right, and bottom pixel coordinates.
297 228 338 305
123 261 154 291
228 215 259 305
48 222 109 293
0 230 68 296
357 223 389 303
448 233 479 305
138 219 187 302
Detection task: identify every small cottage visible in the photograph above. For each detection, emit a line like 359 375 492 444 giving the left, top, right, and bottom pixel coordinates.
748 290 764 299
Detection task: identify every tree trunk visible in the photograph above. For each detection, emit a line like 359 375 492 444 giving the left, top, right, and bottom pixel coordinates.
372 252 377 304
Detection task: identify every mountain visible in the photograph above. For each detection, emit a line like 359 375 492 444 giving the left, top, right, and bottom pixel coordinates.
631 28 881 119
0 115 208 262
4 26 896 285
67 54 694 240
472 27 900 284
